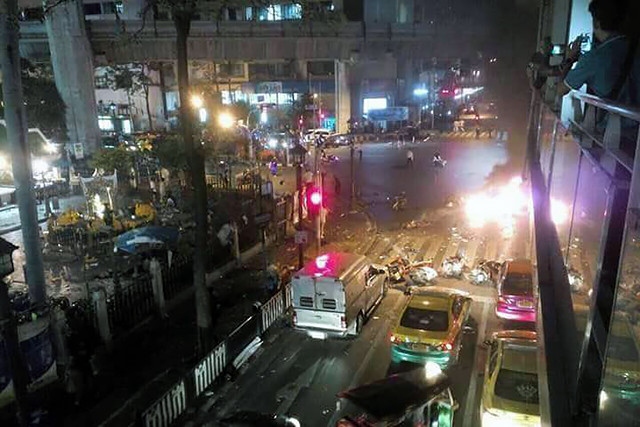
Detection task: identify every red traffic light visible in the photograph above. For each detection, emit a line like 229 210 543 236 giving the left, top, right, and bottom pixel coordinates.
310 191 322 206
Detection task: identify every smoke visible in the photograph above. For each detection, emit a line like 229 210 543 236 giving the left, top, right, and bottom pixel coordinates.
482 0 539 186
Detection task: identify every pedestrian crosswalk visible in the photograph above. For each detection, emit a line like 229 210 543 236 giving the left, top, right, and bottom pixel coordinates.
438 130 509 141
365 230 531 269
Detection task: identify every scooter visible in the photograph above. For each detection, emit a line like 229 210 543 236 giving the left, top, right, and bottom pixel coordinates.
433 157 447 168
388 193 407 211
321 154 339 164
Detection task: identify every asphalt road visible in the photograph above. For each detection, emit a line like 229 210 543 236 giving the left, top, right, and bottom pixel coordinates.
187 138 537 426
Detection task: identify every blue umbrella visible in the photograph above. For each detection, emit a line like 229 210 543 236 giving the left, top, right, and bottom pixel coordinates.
115 226 180 254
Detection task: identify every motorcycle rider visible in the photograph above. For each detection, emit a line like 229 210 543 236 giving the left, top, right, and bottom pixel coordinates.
433 151 445 166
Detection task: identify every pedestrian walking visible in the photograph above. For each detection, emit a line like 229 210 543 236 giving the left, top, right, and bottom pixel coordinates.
334 176 342 195
475 127 481 139
406 149 414 168
358 148 363 161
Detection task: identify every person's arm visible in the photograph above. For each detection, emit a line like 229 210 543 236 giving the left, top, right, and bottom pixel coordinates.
558 38 590 97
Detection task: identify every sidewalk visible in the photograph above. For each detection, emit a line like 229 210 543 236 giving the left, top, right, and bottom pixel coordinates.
10 199 376 426
0 195 85 234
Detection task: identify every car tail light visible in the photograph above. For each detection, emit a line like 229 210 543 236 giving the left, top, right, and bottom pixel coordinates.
292 311 297 325
498 296 508 304
390 334 397 343
341 316 347 329
438 342 453 351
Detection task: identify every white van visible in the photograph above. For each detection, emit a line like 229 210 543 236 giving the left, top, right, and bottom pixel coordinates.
291 252 388 339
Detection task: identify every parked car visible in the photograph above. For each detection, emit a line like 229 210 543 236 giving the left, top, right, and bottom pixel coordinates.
390 289 471 367
291 252 388 339
496 259 536 322
481 330 540 427
304 128 332 143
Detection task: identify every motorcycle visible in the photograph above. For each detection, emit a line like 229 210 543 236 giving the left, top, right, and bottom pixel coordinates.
388 193 407 211
433 157 447 168
441 256 464 278
470 260 502 286
321 154 340 164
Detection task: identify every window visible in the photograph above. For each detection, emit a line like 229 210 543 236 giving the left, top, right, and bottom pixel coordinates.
399 308 449 332
217 63 244 78
488 346 498 374
98 119 114 131
102 2 117 14
452 298 463 319
502 273 533 296
282 3 302 20
308 61 335 77
495 369 539 405
84 3 101 15
95 75 110 89
322 299 337 310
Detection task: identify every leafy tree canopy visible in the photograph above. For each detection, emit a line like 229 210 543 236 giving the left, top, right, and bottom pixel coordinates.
91 146 134 174
0 58 66 143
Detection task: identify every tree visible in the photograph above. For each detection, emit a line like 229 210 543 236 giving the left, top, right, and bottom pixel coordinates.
91 146 134 176
0 2 46 423
0 58 66 142
136 0 273 353
105 63 159 131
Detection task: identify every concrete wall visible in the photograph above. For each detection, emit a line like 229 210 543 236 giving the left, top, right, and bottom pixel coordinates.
45 0 101 153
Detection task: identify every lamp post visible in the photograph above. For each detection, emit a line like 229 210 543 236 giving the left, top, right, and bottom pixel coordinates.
0 238 29 426
291 144 308 269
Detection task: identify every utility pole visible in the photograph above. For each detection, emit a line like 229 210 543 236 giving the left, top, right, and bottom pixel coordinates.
0 279 29 427
0 0 47 305
296 162 304 269
316 173 323 255
350 143 356 211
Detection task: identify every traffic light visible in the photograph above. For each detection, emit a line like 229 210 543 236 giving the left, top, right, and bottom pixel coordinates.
307 187 322 217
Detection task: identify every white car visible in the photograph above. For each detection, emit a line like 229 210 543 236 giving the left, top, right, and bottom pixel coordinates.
304 129 332 143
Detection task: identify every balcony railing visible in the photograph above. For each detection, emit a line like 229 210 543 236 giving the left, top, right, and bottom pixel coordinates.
528 86 640 426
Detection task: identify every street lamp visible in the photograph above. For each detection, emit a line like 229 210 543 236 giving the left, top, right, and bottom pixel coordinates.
218 112 235 129
190 94 204 109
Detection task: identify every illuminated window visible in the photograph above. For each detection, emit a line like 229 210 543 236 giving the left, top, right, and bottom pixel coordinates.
98 119 114 131
121 119 132 134
363 98 388 114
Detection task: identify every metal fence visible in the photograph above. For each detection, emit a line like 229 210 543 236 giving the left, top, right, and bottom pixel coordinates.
141 283 292 427
162 255 192 301
107 275 155 333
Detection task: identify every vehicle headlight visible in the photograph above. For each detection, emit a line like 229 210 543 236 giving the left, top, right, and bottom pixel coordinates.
267 138 278 148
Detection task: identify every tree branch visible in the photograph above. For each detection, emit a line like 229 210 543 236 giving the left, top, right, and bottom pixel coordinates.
42 0 69 16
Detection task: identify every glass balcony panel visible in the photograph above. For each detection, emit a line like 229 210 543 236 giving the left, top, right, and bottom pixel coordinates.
563 156 610 353
549 132 582 249
597 220 640 426
539 109 558 184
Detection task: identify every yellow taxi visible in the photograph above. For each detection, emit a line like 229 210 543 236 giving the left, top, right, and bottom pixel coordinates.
480 330 540 427
390 290 471 367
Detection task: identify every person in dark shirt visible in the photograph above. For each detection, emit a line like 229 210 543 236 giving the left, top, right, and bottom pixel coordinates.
558 0 638 155
559 0 637 101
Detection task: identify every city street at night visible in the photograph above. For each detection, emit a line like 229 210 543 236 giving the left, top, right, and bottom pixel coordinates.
186 137 536 426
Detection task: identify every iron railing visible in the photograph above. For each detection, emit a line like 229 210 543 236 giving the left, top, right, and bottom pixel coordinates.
138 283 292 427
